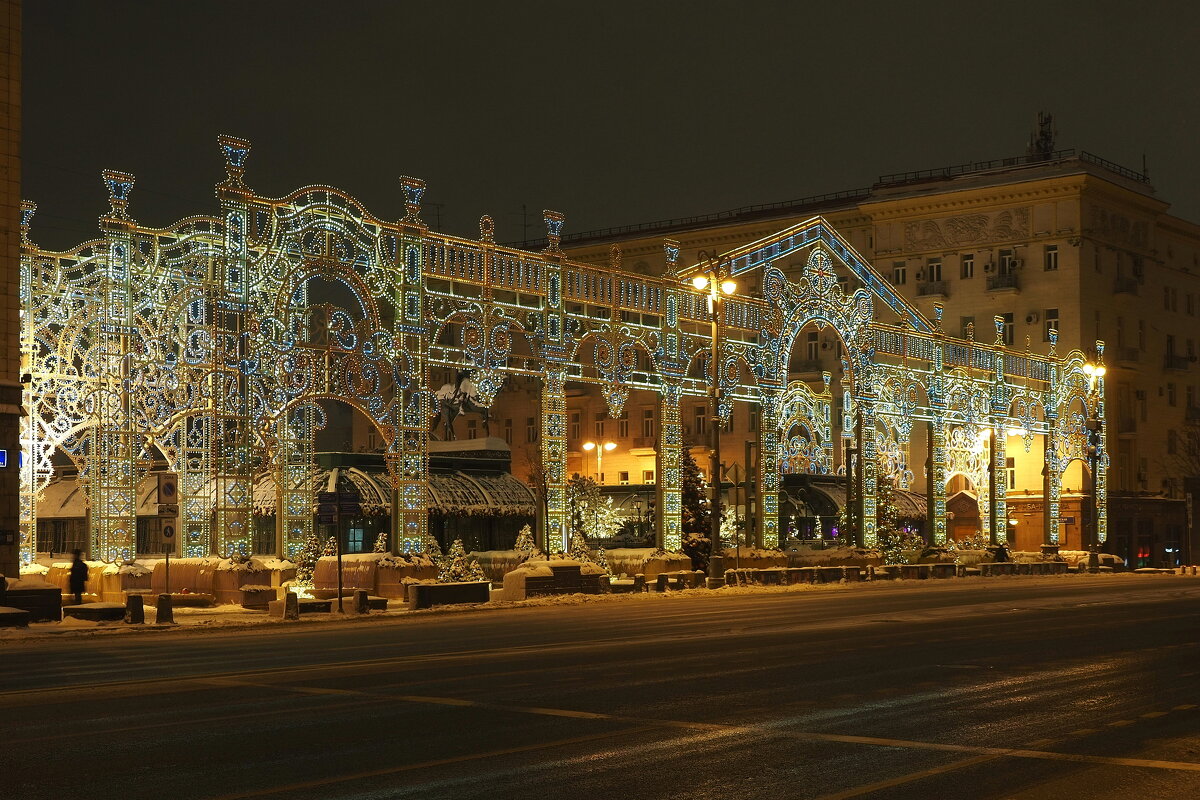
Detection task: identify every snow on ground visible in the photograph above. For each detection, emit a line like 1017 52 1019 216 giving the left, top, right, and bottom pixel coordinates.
0 570 1187 643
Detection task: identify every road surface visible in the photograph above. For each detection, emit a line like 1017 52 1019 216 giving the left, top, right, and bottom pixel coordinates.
3 575 1199 799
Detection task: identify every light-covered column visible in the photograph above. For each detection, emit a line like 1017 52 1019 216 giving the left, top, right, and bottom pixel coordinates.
756 387 782 548
90 171 139 562
388 177 432 554
540 365 569 553
655 382 683 550
275 404 316 560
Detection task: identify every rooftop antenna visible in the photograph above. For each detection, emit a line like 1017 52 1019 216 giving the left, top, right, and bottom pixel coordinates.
1027 111 1056 160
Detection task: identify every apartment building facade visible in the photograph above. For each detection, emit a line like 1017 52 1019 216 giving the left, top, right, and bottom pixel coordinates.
523 151 1198 565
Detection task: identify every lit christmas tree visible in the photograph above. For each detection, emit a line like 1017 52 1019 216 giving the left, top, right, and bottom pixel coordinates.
294 531 321 585
321 535 338 557
419 532 443 558
874 474 906 564
595 546 610 574
568 529 592 563
566 474 623 541
680 447 721 569
439 538 486 582
514 524 540 557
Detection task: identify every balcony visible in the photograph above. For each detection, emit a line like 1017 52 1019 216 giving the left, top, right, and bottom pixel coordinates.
1113 276 1139 295
1163 354 1191 371
791 359 824 373
1187 406 1200 423
1115 347 1140 365
916 280 949 297
986 273 1019 292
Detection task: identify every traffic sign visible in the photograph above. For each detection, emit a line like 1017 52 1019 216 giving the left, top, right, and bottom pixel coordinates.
338 502 361 516
162 524 175 539
317 513 336 525
317 503 338 515
317 491 338 504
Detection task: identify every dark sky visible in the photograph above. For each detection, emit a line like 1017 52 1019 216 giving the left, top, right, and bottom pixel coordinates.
23 1 1200 250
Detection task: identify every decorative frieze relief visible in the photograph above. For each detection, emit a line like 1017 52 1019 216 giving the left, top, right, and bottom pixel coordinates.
903 208 1030 250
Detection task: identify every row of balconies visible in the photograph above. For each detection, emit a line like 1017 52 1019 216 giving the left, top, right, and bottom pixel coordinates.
910 274 1020 297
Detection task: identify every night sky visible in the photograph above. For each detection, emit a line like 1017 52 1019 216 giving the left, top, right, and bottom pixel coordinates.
23 1 1200 251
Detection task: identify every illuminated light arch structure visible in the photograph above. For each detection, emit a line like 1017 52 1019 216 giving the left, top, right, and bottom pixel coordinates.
18 137 1105 563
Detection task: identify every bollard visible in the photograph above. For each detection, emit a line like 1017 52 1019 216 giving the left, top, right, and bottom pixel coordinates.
283 591 299 620
633 573 646 592
655 574 669 592
156 593 175 625
353 589 369 614
124 594 145 624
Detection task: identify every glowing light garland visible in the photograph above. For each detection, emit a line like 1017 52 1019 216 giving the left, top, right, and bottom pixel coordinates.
16 138 1103 562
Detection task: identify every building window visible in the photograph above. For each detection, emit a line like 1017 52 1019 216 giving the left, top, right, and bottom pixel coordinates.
1165 287 1173 311
749 407 759 432
1002 312 1015 346
1188 293 1196 316
1169 430 1178 455
1044 308 1059 342
643 469 655 484
960 315 975 339
618 412 629 438
926 259 942 281
806 331 819 361
999 249 1017 275
1005 457 1016 490
466 418 477 439
892 262 907 285
504 418 513 445
618 471 630 485
1116 316 1124 347
570 412 580 442
1043 245 1058 271
1168 383 1177 406
526 417 537 443
1167 334 1176 358
1189 385 1196 409
961 254 974 279
642 408 654 438
594 412 604 437
694 405 707 436
1138 320 1146 350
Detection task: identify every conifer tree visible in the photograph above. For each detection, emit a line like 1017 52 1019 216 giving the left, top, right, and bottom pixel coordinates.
514 524 539 557
321 535 338 557
295 531 322 585
439 538 486 582
568 529 592 563
373 531 388 553
681 447 721 569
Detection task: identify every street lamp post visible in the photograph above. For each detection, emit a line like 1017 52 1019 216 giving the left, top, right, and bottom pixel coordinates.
692 257 736 586
582 440 616 483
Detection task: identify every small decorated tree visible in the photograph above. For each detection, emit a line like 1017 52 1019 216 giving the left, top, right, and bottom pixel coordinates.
373 531 388 553
419 532 443 559
568 529 592 563
566 474 623 542
321 535 338 557
439 538 486 583
294 531 322 585
514 524 539 557
595 546 610 574
681 447 722 570
874 474 907 565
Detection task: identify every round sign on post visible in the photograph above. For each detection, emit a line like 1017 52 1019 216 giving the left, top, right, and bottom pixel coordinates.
162 525 175 539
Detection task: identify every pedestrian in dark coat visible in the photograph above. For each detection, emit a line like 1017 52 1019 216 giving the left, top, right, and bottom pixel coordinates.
993 543 1009 563
69 549 88 605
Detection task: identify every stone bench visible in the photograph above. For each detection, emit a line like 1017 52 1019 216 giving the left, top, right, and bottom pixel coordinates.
0 606 31 627
930 563 958 579
408 580 491 610
609 575 645 593
898 564 930 580
816 566 846 584
62 603 126 622
5 587 62 622
980 562 1016 576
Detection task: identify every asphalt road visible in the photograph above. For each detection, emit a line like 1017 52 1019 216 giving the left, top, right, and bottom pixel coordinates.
3 575 1199 800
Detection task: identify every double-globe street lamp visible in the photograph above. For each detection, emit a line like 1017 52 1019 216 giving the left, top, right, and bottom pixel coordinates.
582 440 616 484
692 254 737 585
